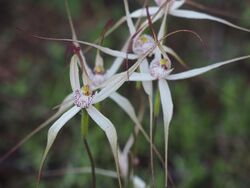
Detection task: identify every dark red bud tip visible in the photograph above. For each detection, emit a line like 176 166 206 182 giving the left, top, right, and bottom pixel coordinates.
72 45 81 54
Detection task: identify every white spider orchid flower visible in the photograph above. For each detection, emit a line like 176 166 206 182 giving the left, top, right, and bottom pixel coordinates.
129 0 250 32
67 18 154 157
74 47 157 156
123 0 184 96
37 29 159 185
0 3 133 164
38 6 162 186
123 1 174 184
128 54 250 187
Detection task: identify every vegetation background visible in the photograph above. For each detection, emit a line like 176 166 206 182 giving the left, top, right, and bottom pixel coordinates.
1 0 250 187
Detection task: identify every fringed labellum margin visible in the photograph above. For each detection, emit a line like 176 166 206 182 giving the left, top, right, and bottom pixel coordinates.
73 89 95 108
132 34 155 55
149 58 172 79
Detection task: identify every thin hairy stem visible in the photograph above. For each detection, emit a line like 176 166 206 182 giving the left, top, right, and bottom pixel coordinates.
83 139 96 188
81 111 96 188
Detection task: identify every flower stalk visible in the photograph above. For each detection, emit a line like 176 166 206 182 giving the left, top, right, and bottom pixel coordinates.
82 139 96 188
81 103 95 188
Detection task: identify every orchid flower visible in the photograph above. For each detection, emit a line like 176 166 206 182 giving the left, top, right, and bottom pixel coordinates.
124 2 250 186
123 0 174 184
66 0 164 167
65 0 164 167
130 16 250 185
0 3 159 178
129 52 250 186
0 3 133 164
36 32 158 186
69 42 154 188
35 6 164 182
129 0 250 32
71 42 163 164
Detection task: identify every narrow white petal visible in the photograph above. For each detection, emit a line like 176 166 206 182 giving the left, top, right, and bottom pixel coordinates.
123 0 136 34
139 59 150 72
158 79 173 188
158 79 173 134
77 40 138 59
154 47 163 60
38 106 81 179
93 50 157 104
95 52 104 67
109 92 139 127
118 148 129 177
129 72 156 81
57 93 74 114
86 106 118 158
129 54 155 75
127 0 185 24
46 106 80 152
170 9 250 32
110 92 155 179
167 55 250 80
86 106 121 185
130 7 159 18
92 72 127 104
70 55 81 91
157 4 168 42
109 92 149 141
110 92 164 166
106 57 124 77
140 59 153 96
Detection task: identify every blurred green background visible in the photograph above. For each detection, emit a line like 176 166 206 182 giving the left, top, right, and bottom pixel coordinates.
1 0 250 187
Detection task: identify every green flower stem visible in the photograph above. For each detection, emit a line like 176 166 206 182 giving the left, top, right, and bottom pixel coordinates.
154 89 160 118
81 110 96 188
81 110 89 139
